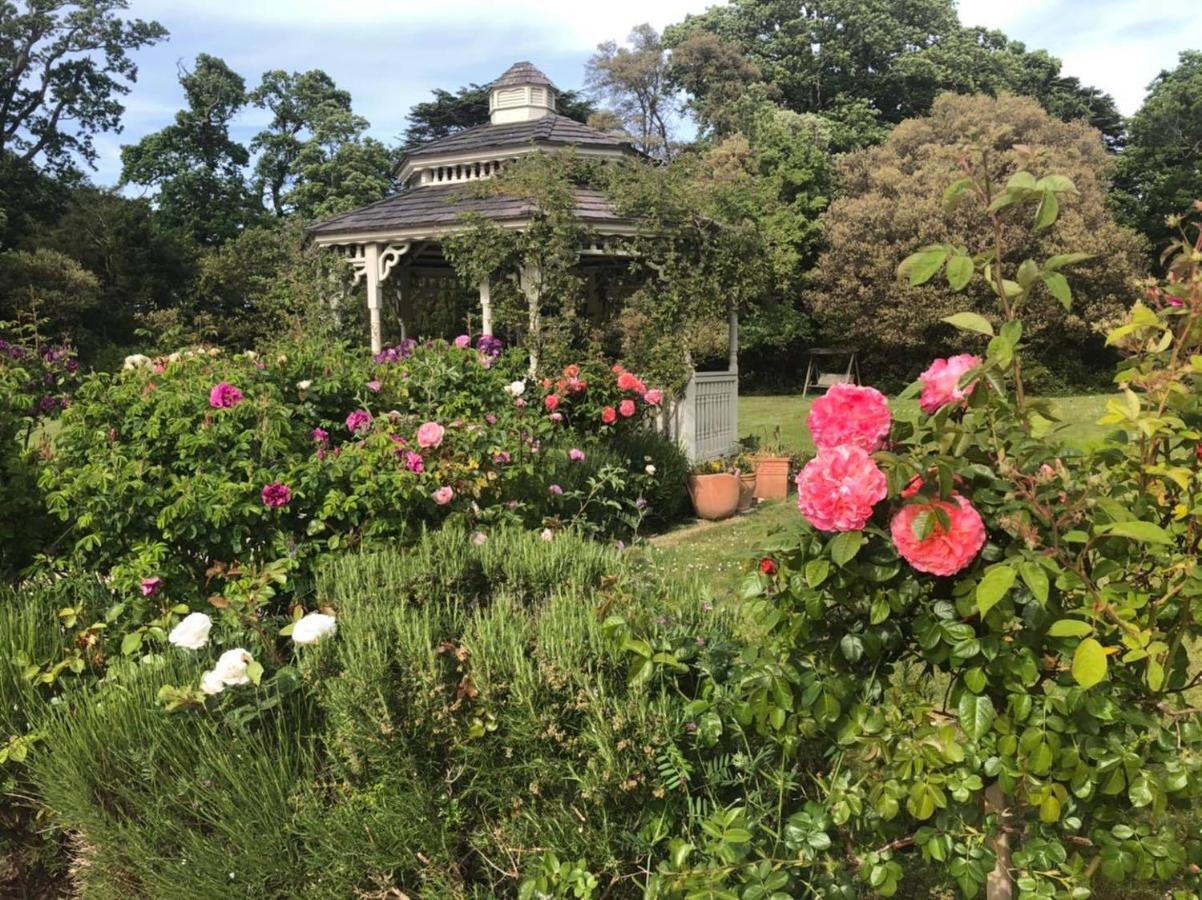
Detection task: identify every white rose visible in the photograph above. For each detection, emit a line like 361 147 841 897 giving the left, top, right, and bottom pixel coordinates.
122 354 151 370
243 350 258 360
645 464 656 476
540 527 554 541
207 347 220 357
167 351 183 363
505 380 526 397
207 648 252 687
291 612 337 645
168 612 212 651
200 669 226 695
296 379 312 391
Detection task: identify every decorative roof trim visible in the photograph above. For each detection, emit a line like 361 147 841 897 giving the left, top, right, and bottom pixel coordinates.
310 219 643 248
397 144 630 189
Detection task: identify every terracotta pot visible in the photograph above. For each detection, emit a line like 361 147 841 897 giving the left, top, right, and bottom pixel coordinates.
737 473 757 512
754 456 792 500
687 472 741 520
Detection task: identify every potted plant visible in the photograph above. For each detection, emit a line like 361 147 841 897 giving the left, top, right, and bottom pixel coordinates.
686 459 741 521
752 427 791 500
733 449 758 512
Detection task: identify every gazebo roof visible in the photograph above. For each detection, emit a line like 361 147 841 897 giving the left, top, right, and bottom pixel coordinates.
491 61 555 89
306 184 633 241
404 113 631 161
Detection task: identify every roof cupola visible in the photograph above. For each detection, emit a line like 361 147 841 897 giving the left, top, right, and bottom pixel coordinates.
489 61 557 124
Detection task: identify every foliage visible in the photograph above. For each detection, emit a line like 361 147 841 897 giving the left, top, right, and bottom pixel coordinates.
1112 51 1202 258
120 53 261 245
599 165 1202 898
402 81 595 148
0 0 167 174
586 24 677 157
808 92 1144 390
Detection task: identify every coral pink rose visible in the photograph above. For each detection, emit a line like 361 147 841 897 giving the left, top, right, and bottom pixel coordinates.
919 354 981 414
643 388 662 406
807 384 891 451
416 421 445 448
601 406 617 424
617 371 646 393
544 394 560 412
619 399 636 418
890 492 986 576
796 445 887 532
432 486 454 505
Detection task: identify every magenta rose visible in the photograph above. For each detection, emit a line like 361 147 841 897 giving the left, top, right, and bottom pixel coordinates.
345 409 373 434
208 382 243 409
261 482 292 508
141 576 163 597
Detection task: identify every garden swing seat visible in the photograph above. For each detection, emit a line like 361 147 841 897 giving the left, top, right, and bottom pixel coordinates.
802 348 861 397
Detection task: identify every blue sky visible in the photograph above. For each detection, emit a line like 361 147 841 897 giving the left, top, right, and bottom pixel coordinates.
90 0 1202 188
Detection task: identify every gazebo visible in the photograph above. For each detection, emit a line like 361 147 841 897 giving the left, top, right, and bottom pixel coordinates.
307 62 738 461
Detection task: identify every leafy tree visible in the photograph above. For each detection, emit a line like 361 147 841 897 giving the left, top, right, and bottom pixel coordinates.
586 24 676 157
0 246 101 347
249 69 395 218
402 82 594 147
1112 50 1202 256
807 93 1145 389
666 30 767 137
0 0 166 174
120 54 259 245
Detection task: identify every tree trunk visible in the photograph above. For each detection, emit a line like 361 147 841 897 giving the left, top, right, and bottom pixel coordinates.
985 783 1013 900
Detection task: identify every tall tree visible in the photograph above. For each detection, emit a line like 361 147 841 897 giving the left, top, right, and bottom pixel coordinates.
120 54 258 245
0 0 166 174
402 83 594 147
586 24 676 157
1112 50 1202 256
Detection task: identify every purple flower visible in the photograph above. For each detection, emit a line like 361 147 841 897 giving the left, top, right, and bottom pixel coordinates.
261 482 292 508
404 451 424 473
635 496 647 509
311 427 329 445
493 450 511 465
209 382 243 409
548 484 563 496
367 380 381 393
374 340 416 363
476 334 503 358
345 409 373 435
569 448 585 462
141 576 163 597
485 414 497 425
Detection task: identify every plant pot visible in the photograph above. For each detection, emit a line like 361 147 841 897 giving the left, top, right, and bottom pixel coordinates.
687 472 741 521
754 457 791 500
738 473 757 512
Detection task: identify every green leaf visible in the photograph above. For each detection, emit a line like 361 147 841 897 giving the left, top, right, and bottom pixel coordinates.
804 559 830 589
829 531 864 568
899 246 949 286
1047 618 1093 638
942 312 994 336
1039 793 1062 823
1035 174 1076 193
1044 252 1091 271
246 659 264 686
945 254 973 291
121 630 143 656
1072 638 1108 688
1007 171 1038 191
1097 520 1173 545
957 692 995 740
1042 272 1072 310
942 178 974 210
977 565 1017 617
1034 191 1059 230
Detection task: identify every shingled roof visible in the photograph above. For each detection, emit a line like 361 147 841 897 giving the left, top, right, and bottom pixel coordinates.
404 113 631 160
491 61 555 89
307 184 630 240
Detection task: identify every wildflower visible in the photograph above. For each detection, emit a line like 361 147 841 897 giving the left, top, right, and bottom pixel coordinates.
891 492 986 576
918 354 982 414
261 482 292 508
635 496 647 509
485 414 497 425
544 394 560 412
367 379 381 393
549 484 563 495
619 399 636 417
601 406 617 424
493 450 511 465
141 576 164 597
645 464 656 476
345 409 373 434
795 445 887 532
292 612 338 645
433 486 454 505
168 612 212 650
417 421 445 448
807 384 891 451
200 648 253 695
471 531 488 546
297 379 312 391
208 382 244 409
540 527 554 541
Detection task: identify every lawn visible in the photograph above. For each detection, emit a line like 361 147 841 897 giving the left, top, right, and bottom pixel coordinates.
648 391 1117 596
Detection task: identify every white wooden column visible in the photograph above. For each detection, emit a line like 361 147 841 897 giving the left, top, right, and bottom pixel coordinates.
727 303 739 374
519 263 541 375
479 277 493 336
364 242 382 354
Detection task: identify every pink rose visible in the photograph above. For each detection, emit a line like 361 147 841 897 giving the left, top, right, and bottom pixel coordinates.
619 399 636 418
416 421 444 448
404 451 424 473
367 380 381 393
345 409 373 434
433 486 454 505
208 382 243 409
891 492 986 576
919 354 982 414
795 445 887 532
601 406 617 424
569 448 585 461
544 394 560 412
617 371 646 393
261 482 292 508
643 388 662 406
454 334 471 348
141 576 163 597
807 384 891 451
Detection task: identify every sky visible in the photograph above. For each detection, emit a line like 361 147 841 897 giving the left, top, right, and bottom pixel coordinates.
85 0 1202 188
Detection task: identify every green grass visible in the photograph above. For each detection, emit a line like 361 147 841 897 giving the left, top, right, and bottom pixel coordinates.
739 392 1114 454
